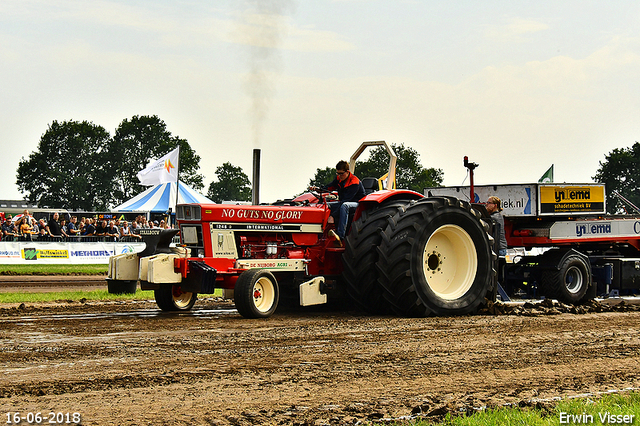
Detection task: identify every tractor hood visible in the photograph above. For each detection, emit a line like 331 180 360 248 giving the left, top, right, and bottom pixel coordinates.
181 203 327 227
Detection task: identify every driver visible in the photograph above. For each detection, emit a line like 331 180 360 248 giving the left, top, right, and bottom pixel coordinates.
311 160 365 246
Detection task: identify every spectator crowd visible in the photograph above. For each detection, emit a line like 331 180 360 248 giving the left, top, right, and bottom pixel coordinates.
1 210 173 242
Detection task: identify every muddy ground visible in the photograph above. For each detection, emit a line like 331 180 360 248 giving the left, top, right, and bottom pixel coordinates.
0 296 639 426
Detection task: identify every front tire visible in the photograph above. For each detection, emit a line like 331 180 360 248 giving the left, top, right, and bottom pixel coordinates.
234 269 279 318
378 197 496 317
155 285 197 311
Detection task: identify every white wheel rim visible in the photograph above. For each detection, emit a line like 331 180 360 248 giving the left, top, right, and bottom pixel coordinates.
252 276 276 313
565 266 584 294
422 224 478 301
172 286 193 309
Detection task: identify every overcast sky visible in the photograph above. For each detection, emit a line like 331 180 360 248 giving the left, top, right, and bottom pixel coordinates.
1 0 639 204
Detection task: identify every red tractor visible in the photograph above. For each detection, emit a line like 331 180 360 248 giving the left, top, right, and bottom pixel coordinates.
107 141 497 318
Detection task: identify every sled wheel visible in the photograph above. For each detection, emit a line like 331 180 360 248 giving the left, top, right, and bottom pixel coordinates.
541 254 590 304
378 197 495 317
155 285 197 311
107 279 137 295
234 269 279 318
342 201 407 314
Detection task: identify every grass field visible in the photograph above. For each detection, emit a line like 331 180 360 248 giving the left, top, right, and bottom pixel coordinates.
0 289 154 303
0 288 222 303
0 263 221 302
412 391 640 425
0 264 108 275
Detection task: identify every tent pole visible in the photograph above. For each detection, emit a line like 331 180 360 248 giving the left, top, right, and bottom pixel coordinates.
174 146 180 228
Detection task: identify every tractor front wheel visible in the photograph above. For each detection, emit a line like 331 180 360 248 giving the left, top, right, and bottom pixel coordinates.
155 285 197 311
234 269 280 318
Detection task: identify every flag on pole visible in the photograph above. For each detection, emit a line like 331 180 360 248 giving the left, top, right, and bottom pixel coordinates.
538 164 554 183
137 148 180 186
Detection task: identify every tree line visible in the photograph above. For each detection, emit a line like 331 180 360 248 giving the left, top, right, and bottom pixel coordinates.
16 116 444 210
593 141 640 214
17 116 203 211
15 114 635 213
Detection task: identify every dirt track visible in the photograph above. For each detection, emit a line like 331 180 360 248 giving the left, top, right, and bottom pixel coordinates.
0 297 639 426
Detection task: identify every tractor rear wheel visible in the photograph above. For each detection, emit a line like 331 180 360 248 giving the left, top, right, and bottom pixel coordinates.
377 197 495 317
343 201 407 314
155 285 197 311
234 269 280 318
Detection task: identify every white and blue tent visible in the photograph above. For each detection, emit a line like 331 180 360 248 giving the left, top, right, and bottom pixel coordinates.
114 181 214 212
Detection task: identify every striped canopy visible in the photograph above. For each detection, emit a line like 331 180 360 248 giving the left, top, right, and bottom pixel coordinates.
113 181 214 212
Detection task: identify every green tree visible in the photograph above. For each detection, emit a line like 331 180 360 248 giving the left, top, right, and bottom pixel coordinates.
307 144 443 194
108 115 204 206
355 143 443 192
16 120 112 210
593 142 640 214
308 167 337 189
207 162 252 203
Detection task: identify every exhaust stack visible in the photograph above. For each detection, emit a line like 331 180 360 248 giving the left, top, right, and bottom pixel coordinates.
252 149 260 205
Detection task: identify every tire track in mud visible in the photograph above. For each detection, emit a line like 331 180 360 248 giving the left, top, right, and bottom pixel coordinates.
0 301 639 425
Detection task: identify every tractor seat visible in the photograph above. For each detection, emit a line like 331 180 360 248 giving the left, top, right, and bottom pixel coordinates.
362 177 378 195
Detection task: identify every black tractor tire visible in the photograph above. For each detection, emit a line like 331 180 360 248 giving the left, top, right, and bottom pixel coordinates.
343 201 408 314
234 269 280 319
154 285 197 311
107 279 137 295
539 254 591 304
377 197 496 317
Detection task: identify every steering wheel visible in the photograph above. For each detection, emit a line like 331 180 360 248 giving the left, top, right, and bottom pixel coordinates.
308 187 336 203
309 186 331 193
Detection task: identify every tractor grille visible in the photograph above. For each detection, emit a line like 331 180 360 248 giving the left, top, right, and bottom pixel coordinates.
176 205 201 221
180 224 204 250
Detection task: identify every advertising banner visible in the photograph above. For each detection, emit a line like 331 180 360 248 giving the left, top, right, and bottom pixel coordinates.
425 183 606 217
549 219 640 239
0 242 145 264
425 184 536 217
538 184 606 215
